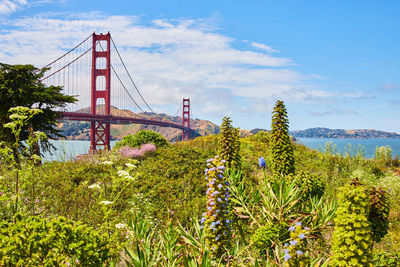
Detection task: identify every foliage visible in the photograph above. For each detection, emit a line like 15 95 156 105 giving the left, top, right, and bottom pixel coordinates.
270 100 295 178
251 221 288 253
0 214 112 266
119 143 156 158
283 222 310 267
0 63 76 153
375 146 392 162
296 171 326 200
218 117 241 169
115 130 168 149
368 187 390 243
202 156 231 258
330 180 373 266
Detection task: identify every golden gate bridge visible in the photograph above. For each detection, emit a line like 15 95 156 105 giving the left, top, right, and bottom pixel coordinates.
40 32 193 152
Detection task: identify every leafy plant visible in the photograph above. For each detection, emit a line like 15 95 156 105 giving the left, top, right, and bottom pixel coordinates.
218 117 241 169
296 171 326 200
270 100 295 178
368 187 390 243
0 214 113 266
115 130 168 149
330 179 373 266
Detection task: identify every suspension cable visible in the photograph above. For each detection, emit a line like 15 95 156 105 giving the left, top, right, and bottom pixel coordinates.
110 36 157 114
96 41 145 113
40 34 92 70
40 47 92 81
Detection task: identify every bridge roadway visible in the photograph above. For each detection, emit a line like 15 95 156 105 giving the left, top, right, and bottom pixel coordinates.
62 112 194 133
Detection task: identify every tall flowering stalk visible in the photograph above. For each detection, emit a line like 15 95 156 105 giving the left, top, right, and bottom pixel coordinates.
201 156 231 258
283 222 310 267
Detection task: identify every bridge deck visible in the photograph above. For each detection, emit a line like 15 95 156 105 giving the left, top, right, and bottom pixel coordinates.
61 112 192 132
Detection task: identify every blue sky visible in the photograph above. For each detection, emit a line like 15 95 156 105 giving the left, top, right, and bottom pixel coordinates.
1 0 399 132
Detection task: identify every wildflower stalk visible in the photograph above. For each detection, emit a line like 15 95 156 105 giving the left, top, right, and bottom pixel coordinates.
201 156 231 258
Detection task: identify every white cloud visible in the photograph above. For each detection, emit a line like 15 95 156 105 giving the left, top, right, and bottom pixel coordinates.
0 0 27 15
251 42 279 53
0 12 364 119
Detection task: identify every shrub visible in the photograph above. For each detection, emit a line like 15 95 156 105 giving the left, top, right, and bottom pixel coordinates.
331 179 373 266
115 130 168 149
270 100 295 178
218 117 241 169
368 187 390 243
251 221 288 253
0 215 112 266
296 171 325 199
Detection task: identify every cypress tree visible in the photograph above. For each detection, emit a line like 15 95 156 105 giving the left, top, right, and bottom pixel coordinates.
270 100 295 177
218 117 240 169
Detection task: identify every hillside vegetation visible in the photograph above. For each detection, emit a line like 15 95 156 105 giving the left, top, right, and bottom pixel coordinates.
1 103 400 266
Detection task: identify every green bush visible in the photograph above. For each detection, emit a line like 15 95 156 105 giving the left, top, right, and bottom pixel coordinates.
368 187 390 243
251 221 288 253
114 130 168 149
296 171 325 199
0 215 112 266
331 180 373 266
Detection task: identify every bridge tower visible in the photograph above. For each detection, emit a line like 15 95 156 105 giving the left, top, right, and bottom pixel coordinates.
90 32 111 152
182 98 190 141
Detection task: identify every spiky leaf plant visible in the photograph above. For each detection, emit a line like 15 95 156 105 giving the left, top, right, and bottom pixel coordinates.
270 100 295 179
218 117 240 169
331 179 373 267
368 187 390 243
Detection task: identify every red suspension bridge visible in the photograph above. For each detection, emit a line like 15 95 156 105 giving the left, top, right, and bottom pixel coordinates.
41 32 193 152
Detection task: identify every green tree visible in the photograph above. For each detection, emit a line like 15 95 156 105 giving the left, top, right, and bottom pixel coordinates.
114 130 169 149
270 100 295 178
0 63 77 154
218 117 240 168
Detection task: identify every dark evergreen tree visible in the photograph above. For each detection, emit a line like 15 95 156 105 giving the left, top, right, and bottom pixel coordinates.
0 63 77 154
218 117 240 168
270 100 295 177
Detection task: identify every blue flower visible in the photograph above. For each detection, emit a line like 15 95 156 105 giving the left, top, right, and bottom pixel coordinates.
299 233 305 239
217 198 222 202
208 206 212 210
200 225 204 229
218 184 223 189
216 220 220 225
210 201 215 206
284 249 289 253
284 253 291 261
290 240 298 246
216 209 220 213
295 222 302 226
304 227 310 231
288 226 296 232
207 158 213 162
217 166 225 170
225 182 230 186
215 236 219 240
207 163 211 166
258 156 266 168
296 250 303 255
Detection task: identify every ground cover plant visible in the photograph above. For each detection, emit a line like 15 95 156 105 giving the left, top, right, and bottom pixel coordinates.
0 102 400 266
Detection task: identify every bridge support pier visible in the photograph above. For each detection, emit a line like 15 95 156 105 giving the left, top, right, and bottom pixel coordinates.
182 98 190 141
90 32 111 152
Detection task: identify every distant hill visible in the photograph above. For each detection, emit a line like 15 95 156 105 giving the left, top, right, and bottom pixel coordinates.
291 127 400 139
57 106 220 142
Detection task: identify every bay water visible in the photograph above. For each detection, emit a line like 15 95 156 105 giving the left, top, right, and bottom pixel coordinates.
42 138 400 162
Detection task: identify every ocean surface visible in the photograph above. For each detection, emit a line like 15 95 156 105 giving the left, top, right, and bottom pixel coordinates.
296 138 400 159
42 138 400 162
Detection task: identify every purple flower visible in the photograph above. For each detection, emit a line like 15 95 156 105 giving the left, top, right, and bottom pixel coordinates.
217 198 222 202
288 226 296 232
290 240 298 246
296 250 303 255
218 184 223 189
217 166 225 170
299 233 305 239
284 253 291 261
258 156 266 168
304 227 310 231
295 222 302 226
